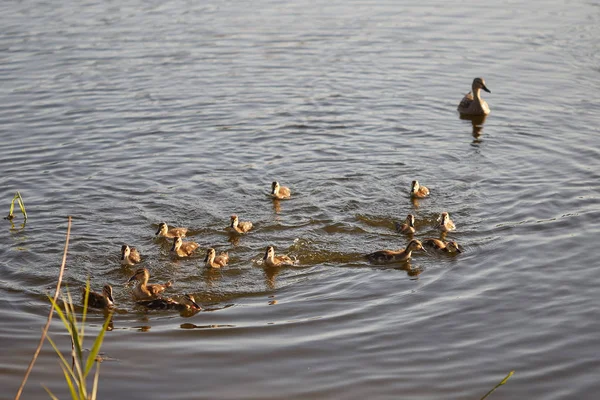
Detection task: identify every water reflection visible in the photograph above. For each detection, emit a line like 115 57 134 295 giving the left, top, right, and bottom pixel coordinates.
263 265 281 289
271 198 282 214
459 113 488 143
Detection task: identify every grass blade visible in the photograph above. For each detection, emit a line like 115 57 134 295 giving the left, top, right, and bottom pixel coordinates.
85 314 112 376
480 370 515 400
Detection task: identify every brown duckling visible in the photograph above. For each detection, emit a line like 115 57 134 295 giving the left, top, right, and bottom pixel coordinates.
395 214 416 234
204 248 229 268
438 212 456 232
410 180 429 199
457 77 491 116
170 236 199 257
229 214 253 234
120 244 141 266
155 222 188 239
422 238 462 253
82 284 114 309
366 239 423 264
263 245 295 267
271 181 291 199
137 294 201 311
127 268 172 300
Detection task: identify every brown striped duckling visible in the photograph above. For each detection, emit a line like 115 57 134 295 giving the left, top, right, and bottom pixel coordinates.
229 214 253 234
457 77 491 116
366 239 423 264
204 248 229 268
263 245 295 267
410 180 429 199
271 181 291 199
155 222 188 239
438 212 456 232
422 238 462 253
82 284 114 309
137 294 201 311
395 214 416 234
127 268 172 300
120 244 141 266
170 236 199 257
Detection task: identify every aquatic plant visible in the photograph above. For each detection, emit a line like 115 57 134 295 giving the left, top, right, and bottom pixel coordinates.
5 191 27 221
480 370 514 400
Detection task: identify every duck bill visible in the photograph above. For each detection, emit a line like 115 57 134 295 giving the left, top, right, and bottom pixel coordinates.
482 84 491 93
204 254 209 262
127 274 137 284
455 248 462 253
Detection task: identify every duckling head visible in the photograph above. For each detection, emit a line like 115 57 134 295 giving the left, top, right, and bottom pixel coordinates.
204 248 216 262
171 236 183 252
408 239 423 251
411 180 420 193
264 246 275 260
406 214 415 227
183 294 201 310
230 215 238 227
473 77 491 93
127 268 149 283
271 181 280 195
439 212 450 223
120 244 130 260
447 241 461 253
156 222 167 236
102 284 115 305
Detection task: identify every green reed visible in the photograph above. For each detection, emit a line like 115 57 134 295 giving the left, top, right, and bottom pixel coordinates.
6 191 27 221
480 370 514 400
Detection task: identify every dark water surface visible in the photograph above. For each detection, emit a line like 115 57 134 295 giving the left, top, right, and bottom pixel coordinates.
2 0 600 398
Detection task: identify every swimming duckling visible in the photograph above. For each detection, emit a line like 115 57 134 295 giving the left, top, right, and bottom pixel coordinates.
204 248 229 268
229 214 253 234
271 181 291 199
137 294 201 311
120 244 141 266
170 236 199 257
457 77 491 116
82 284 114 309
127 268 172 300
155 222 188 239
366 239 423 264
395 214 416 234
410 180 429 199
422 238 462 253
263 246 295 267
438 212 456 232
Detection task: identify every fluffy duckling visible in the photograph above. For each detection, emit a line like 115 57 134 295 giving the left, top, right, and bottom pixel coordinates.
271 181 291 199
422 238 462 253
395 214 416 234
263 246 295 267
229 214 253 234
155 222 188 239
204 248 229 268
366 239 423 264
127 268 172 300
410 180 429 199
137 294 201 311
120 244 141 266
82 284 114 309
457 77 491 116
438 212 456 232
170 236 199 257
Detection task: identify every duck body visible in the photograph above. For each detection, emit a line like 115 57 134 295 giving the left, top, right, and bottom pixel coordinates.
422 238 461 253
170 236 199 257
138 294 201 311
83 284 114 309
127 268 172 300
395 214 416 234
410 180 429 199
120 244 141 266
263 246 295 267
271 181 291 200
229 215 253 234
156 222 188 239
366 239 423 264
438 212 456 232
204 248 229 268
457 77 491 116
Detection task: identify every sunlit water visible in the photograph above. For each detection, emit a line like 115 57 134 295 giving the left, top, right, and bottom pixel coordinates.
1 0 600 398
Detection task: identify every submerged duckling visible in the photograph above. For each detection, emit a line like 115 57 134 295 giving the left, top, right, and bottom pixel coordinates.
155 222 188 239
395 214 416 234
422 238 462 253
120 244 141 266
127 268 172 300
438 212 456 232
410 180 429 199
170 236 199 257
366 239 423 264
137 294 201 311
82 284 114 309
263 246 295 267
457 77 491 116
204 248 229 268
271 181 291 200
229 214 253 234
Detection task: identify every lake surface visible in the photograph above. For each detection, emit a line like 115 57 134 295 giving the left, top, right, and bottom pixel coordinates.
2 0 600 398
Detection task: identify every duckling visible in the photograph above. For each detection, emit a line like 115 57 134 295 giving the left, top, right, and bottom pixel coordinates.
170 236 199 257
438 212 456 232
120 244 141 266
155 222 188 239
82 284 114 309
127 268 172 300
366 239 423 264
410 180 429 199
395 214 416 234
229 214 253 234
457 77 491 116
137 294 201 311
204 248 229 268
263 246 295 267
422 238 462 253
271 181 291 199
